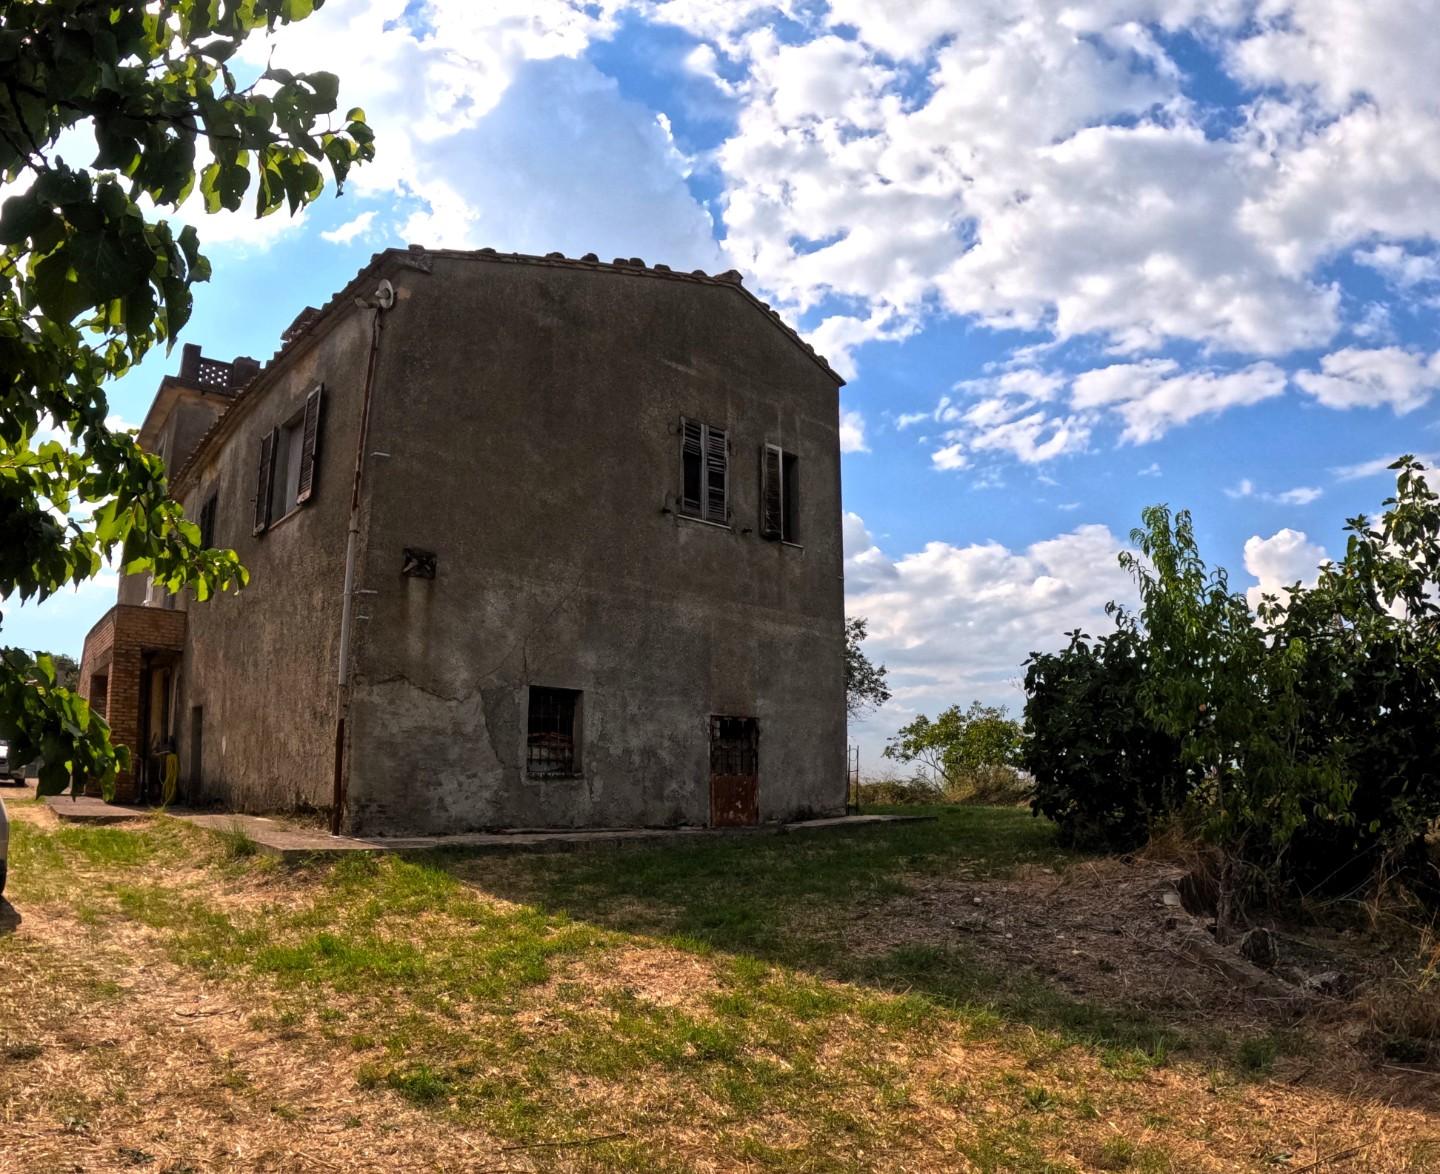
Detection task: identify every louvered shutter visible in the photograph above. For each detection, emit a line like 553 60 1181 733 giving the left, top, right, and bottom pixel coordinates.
681 417 703 515
760 444 783 540
295 384 323 505
253 427 277 535
704 425 728 523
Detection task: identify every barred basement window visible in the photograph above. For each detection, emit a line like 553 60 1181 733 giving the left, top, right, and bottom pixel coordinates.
527 686 581 776
680 417 728 524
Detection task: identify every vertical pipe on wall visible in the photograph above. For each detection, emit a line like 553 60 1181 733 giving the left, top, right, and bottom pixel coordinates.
331 287 390 835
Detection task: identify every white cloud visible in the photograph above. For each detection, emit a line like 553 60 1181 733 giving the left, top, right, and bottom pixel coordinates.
1226 478 1322 505
1295 347 1440 412
1070 359 1288 444
321 211 378 244
1356 244 1440 289
930 442 969 471
908 355 1290 467
395 58 723 267
254 1 720 270
845 515 1136 744
1331 452 1439 482
1243 527 1329 610
839 408 869 453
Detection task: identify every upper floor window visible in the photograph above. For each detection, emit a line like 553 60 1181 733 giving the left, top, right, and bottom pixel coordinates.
680 417 728 525
760 444 800 543
254 384 323 535
198 492 218 549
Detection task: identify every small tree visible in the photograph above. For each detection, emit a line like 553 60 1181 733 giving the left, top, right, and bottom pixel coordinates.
0 1 373 797
1024 459 1440 916
884 700 1024 800
844 616 891 718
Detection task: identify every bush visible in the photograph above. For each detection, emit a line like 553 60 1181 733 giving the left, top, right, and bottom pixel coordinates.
1024 615 1188 851
1023 459 1440 909
855 775 943 807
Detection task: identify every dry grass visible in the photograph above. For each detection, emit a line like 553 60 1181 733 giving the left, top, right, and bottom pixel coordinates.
1 801 1438 1172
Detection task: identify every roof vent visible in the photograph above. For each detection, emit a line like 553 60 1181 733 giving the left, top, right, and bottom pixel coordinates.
581 252 599 262
545 251 565 259
407 243 426 252
478 246 497 255
629 257 645 268
715 269 744 284
653 263 671 272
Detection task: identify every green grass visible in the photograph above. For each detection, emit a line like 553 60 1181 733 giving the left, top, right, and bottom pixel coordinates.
1 803 1357 1171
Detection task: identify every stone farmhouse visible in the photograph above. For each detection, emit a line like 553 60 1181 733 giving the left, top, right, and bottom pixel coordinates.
77 247 848 836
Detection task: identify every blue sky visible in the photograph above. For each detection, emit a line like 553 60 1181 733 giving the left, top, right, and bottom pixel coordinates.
12 0 1440 767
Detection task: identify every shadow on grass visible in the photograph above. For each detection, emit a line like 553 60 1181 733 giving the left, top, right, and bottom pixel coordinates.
419 806 1191 1063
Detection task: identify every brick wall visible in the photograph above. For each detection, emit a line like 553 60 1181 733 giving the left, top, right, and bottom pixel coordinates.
78 605 186 802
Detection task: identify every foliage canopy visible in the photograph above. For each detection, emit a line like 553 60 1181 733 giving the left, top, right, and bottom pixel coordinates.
1025 458 1440 907
884 700 1025 802
844 616 891 719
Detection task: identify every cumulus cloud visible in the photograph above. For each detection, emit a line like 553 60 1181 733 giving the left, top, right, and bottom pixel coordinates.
839 408 869 453
1071 360 1289 445
1356 244 1440 289
1295 347 1440 412
845 514 1136 742
321 211 378 245
910 357 1288 467
254 0 720 270
1243 528 1330 610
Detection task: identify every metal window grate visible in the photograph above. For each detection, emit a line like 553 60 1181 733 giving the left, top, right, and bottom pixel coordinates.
527 687 579 775
710 716 758 776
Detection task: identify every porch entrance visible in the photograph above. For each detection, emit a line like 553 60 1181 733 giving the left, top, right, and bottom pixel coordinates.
709 716 758 827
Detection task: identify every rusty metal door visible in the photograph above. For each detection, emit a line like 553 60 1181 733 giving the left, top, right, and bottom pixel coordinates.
709 716 758 827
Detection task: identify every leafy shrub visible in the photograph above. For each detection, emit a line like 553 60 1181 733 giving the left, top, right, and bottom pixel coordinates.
1023 458 1440 909
1024 615 1188 850
855 776 944 807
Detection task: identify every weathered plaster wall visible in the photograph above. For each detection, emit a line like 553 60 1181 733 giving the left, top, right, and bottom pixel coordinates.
169 310 374 812
344 257 846 834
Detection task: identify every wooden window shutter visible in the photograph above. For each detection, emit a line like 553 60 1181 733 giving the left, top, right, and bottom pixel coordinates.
704 424 728 523
760 444 783 540
296 384 324 505
253 427 277 535
681 417 703 515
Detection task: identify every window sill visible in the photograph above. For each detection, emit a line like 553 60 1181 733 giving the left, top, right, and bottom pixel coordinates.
261 503 307 535
674 511 733 532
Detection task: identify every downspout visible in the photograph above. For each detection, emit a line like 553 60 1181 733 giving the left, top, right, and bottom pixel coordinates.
331 279 394 835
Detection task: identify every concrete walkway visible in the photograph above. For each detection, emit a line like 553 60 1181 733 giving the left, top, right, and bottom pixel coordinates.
41 795 933 862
